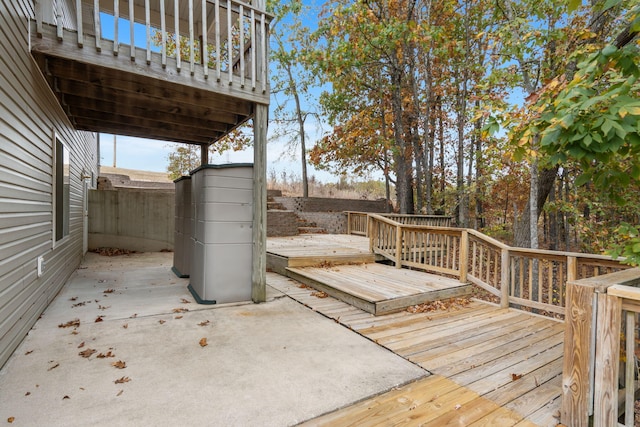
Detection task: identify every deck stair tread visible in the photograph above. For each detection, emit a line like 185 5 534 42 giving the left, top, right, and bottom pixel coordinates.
286 263 473 315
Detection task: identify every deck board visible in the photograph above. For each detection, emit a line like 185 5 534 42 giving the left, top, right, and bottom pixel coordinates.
269 273 563 426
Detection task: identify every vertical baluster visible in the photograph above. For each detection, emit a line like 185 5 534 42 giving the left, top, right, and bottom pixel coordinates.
625 311 635 426
538 259 544 303
260 12 266 93
547 262 553 305
145 0 151 64
510 257 516 297
519 257 524 298
189 0 195 75
160 0 166 67
56 0 63 40
239 4 245 87
93 0 101 50
202 0 208 78
175 0 181 71
36 0 43 37
215 0 221 81
479 245 484 281
227 0 233 84
528 258 533 301
113 0 118 55
76 0 83 47
129 0 135 60
472 240 477 277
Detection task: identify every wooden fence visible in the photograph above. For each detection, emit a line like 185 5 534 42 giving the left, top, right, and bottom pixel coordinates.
35 0 271 92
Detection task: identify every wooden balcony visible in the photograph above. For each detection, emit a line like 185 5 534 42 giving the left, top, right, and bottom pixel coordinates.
30 0 271 146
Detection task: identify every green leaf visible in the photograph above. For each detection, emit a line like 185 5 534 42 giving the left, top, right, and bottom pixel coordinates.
568 0 582 12
602 0 622 11
540 127 561 147
601 44 617 58
575 172 592 186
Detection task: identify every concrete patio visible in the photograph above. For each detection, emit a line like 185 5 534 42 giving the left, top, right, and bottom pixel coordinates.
0 252 426 426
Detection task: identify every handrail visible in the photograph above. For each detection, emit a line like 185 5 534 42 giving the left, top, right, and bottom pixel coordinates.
34 0 271 93
365 213 629 317
562 268 640 427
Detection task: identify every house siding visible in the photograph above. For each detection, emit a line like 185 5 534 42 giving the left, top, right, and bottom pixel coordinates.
0 0 99 368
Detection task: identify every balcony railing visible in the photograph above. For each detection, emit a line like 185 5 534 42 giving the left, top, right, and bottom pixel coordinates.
34 0 271 94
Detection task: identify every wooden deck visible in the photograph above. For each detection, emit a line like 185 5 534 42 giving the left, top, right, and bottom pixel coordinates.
267 235 472 315
268 275 564 426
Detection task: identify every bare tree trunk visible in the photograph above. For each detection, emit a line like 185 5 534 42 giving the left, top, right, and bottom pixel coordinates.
514 166 559 247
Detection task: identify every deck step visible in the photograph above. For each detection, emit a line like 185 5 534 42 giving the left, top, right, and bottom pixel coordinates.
298 226 327 234
285 263 473 316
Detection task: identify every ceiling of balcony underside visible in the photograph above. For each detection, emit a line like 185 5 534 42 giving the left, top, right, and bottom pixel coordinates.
32 53 254 145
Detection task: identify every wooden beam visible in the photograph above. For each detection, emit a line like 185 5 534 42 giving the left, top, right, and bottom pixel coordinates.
75 120 214 145
251 103 267 303
61 94 231 132
43 57 252 117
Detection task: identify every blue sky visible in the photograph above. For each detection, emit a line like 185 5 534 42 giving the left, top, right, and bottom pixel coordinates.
97 4 341 183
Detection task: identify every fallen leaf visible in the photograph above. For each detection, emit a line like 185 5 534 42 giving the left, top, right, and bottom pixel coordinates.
58 319 80 328
122 323 128 329
199 338 208 347
198 320 210 326
455 404 462 410
69 297 78 301
180 298 191 304
79 348 96 358
511 373 523 381
71 330 79 335
158 320 166 324
8 417 15 423
112 360 126 369
78 342 85 348
174 315 183 319
79 387 85 391
114 376 130 384
48 363 60 371
311 291 329 298
96 351 115 358
25 392 31 396
103 289 115 294
98 305 110 310
173 307 189 313
71 301 87 308
62 395 70 400
129 314 137 318
116 390 123 397
95 316 105 323
24 350 33 355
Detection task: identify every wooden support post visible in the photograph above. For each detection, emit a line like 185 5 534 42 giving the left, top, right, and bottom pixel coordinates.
561 280 595 427
395 224 402 268
459 230 468 283
200 143 209 166
252 103 267 303
500 248 510 308
347 212 352 235
593 292 622 427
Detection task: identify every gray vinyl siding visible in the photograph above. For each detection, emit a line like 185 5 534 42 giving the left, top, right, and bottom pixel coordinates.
0 0 99 368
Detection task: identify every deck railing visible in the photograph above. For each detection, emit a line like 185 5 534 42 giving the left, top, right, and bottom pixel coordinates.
562 268 640 427
366 213 629 317
346 211 452 237
34 0 271 92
